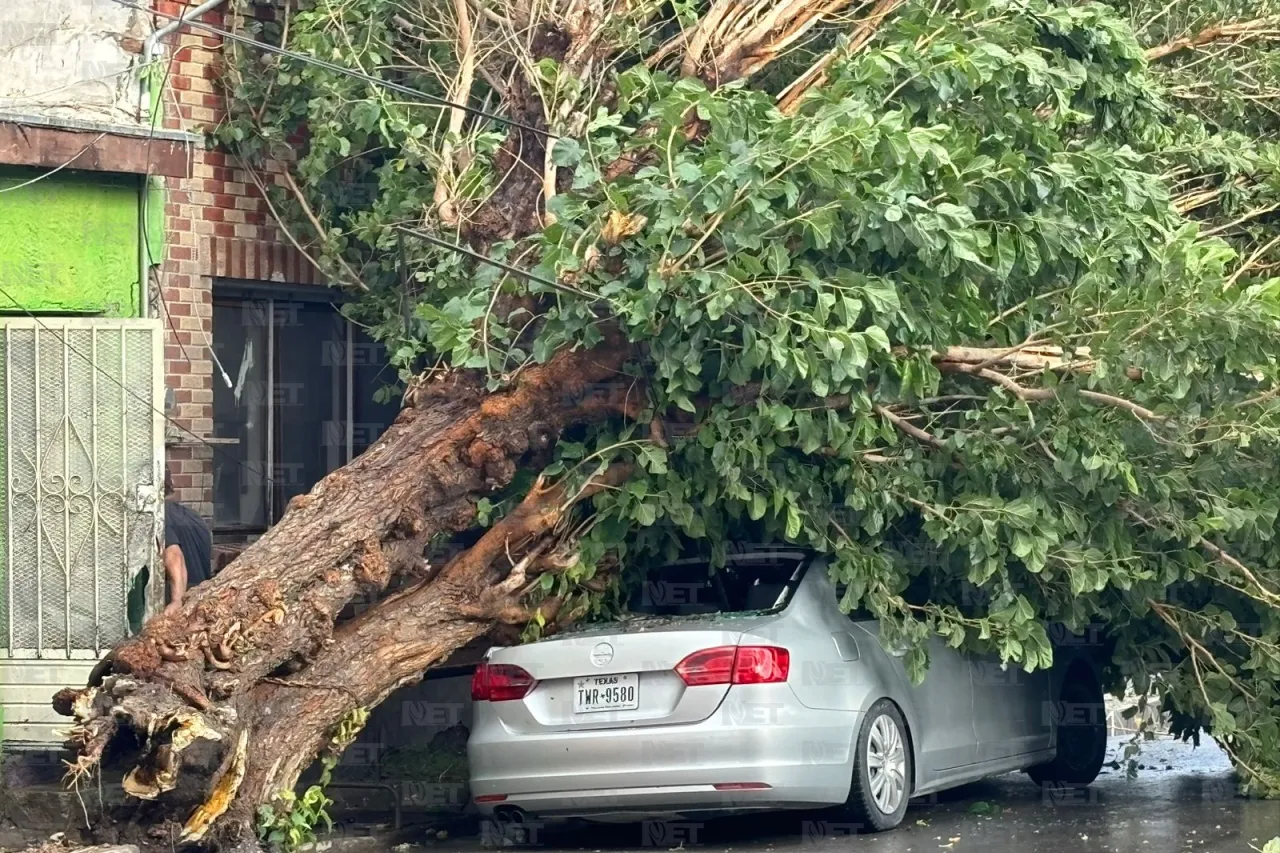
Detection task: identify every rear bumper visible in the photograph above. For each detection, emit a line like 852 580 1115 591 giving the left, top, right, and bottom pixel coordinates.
468 683 857 819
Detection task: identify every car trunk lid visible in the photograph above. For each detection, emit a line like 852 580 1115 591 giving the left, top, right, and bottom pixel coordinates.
484 615 776 733
478 552 810 734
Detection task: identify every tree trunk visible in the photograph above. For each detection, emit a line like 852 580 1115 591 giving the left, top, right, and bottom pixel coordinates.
53 0 913 842
55 339 636 846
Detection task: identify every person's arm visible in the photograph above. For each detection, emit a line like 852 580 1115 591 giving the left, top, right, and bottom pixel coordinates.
163 544 188 615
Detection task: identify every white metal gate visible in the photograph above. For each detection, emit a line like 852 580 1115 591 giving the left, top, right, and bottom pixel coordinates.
0 318 164 661
0 318 164 744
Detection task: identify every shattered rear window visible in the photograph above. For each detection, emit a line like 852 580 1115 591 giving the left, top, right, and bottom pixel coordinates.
624 556 808 617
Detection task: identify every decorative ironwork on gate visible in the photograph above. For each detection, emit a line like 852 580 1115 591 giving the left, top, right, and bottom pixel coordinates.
0 319 164 658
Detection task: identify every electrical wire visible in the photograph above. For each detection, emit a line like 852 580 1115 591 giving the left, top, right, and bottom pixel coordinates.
142 28 199 373
395 226 590 298
0 132 109 193
135 0 239 392
111 0 555 140
0 282 275 494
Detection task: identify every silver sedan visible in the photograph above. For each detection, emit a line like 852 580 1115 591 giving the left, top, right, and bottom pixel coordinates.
468 550 1107 833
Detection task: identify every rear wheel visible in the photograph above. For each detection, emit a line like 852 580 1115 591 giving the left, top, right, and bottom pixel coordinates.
842 699 912 832
1028 670 1107 787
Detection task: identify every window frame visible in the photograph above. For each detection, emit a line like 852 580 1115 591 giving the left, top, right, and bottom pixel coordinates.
210 281 383 535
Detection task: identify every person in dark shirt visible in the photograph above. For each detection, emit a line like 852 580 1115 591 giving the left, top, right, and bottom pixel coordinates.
163 469 213 615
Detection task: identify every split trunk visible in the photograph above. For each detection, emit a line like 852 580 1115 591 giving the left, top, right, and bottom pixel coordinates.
54 341 635 845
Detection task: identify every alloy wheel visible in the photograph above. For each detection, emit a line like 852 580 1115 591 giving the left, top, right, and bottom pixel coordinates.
867 713 907 814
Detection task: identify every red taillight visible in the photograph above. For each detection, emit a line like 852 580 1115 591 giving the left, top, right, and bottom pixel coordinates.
470 662 536 701
474 794 508 803
674 646 737 685
674 646 790 686
733 646 790 684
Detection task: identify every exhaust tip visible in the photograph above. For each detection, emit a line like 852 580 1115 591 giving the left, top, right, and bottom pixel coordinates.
493 804 528 824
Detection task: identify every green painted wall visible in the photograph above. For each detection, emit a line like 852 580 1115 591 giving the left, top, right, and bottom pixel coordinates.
0 166 141 316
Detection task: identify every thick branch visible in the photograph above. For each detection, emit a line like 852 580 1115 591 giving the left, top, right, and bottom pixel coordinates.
223 463 634 832
431 0 477 228
777 0 902 114
937 362 1161 421
1145 17 1280 62
931 344 1094 373
100 336 635 702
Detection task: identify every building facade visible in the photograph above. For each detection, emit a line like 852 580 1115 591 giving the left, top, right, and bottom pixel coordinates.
149 0 398 547
0 0 184 744
0 0 398 747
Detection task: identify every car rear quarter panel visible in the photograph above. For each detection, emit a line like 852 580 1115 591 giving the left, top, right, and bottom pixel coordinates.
788 561 939 788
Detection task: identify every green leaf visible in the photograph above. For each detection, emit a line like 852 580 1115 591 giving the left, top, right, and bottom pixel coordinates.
552 137 584 166
639 443 669 474
865 325 891 352
785 504 803 539
994 230 1017 278
350 100 381 133
635 502 657 526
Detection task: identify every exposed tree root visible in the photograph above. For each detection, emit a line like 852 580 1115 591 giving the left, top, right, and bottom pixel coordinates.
54 343 638 842
182 730 249 843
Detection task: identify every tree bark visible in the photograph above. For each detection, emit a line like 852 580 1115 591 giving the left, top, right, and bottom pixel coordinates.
55 338 637 845
221 461 629 831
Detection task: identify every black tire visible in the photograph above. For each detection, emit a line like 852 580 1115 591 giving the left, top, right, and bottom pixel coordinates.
1028 670 1107 786
842 699 913 832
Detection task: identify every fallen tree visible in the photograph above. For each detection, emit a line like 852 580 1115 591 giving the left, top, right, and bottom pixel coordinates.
58 0 1280 846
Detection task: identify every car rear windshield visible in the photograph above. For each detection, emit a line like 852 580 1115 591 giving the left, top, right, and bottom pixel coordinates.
625 555 808 617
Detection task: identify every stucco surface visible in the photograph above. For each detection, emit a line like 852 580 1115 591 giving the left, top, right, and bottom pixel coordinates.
0 0 150 128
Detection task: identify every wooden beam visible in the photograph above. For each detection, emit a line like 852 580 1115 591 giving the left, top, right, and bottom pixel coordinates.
0 121 192 178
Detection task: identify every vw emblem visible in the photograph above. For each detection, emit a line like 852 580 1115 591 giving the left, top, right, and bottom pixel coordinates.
590 642 614 667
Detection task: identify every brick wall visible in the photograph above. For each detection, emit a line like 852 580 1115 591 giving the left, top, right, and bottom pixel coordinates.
149 0 324 523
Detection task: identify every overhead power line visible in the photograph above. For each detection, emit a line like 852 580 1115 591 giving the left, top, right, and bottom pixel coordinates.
0 283 275 491
0 133 109 194
113 0 554 140
394 226 578 295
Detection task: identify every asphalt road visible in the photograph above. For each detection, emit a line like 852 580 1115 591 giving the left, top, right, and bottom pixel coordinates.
439 737 1280 852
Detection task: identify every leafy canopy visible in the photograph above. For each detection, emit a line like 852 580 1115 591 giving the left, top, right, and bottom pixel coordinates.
220 0 1280 792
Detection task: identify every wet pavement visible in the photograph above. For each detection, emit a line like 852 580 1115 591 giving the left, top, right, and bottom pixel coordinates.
441 737 1280 852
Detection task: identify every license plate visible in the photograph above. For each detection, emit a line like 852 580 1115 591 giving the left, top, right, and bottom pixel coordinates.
573 673 639 713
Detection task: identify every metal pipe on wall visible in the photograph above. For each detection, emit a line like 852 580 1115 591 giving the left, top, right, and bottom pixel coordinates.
140 0 231 69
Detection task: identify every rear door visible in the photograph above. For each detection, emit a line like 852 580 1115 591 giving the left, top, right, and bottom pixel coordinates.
851 622 979 773
484 554 806 734
969 651 1052 761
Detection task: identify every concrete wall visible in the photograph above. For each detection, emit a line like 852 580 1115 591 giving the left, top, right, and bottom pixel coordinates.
0 0 149 128
0 166 140 315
